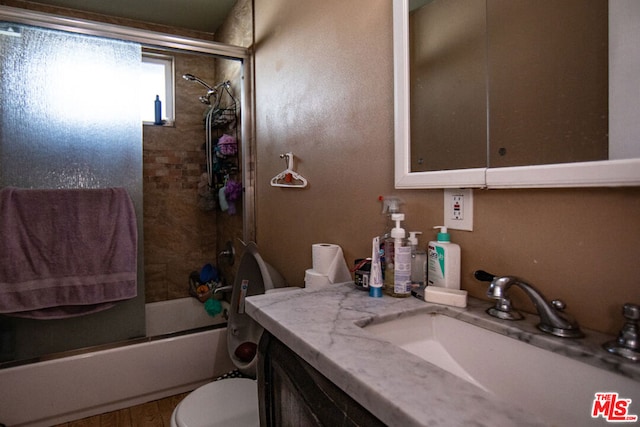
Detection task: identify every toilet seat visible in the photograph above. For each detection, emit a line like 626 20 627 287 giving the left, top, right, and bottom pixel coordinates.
171 378 258 427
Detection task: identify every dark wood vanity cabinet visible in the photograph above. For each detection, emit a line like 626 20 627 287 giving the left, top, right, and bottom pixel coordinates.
257 332 385 427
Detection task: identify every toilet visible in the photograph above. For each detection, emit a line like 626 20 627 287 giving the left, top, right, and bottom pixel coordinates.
171 242 286 427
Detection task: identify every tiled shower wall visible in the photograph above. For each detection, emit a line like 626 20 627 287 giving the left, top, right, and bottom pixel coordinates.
143 51 219 303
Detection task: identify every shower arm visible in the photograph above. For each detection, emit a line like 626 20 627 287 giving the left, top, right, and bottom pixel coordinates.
182 74 231 104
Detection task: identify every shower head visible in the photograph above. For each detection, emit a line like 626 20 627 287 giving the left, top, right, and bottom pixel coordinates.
182 73 217 105
182 73 214 91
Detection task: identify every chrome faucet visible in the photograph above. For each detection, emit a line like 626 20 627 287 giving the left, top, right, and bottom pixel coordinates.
213 284 233 295
474 271 524 321
603 303 639 362
217 240 235 266
474 270 584 338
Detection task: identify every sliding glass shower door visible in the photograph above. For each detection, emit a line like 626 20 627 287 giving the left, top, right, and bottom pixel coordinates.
0 22 145 361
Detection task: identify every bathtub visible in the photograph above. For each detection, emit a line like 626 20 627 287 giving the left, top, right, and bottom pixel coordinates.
0 297 234 427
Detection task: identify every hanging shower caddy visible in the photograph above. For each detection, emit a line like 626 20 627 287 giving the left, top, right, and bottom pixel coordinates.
204 81 239 196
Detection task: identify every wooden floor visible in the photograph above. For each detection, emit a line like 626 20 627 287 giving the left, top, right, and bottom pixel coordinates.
52 393 189 427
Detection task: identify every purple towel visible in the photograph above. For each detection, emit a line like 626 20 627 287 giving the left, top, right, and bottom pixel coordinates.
0 187 138 319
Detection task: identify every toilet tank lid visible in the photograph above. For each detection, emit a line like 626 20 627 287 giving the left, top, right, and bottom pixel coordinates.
242 241 286 290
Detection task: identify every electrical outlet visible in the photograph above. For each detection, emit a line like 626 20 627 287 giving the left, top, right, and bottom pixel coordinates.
444 189 473 231
452 195 464 220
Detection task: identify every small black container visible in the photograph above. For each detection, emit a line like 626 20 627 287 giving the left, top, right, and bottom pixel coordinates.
353 258 372 291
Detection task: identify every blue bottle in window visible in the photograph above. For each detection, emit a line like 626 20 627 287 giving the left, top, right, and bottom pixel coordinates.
154 95 162 125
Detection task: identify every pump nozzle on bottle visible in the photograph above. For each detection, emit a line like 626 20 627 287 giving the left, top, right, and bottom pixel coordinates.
433 226 450 242
408 231 422 246
391 214 406 239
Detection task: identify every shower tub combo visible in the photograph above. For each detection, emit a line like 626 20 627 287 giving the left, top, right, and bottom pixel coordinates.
0 297 233 427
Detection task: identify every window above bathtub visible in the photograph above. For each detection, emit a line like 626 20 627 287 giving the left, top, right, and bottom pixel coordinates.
141 52 175 126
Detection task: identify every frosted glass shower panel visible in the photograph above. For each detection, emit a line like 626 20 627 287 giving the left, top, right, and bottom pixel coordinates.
0 22 145 361
0 22 142 188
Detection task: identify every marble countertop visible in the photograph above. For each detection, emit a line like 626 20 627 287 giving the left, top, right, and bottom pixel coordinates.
246 282 640 427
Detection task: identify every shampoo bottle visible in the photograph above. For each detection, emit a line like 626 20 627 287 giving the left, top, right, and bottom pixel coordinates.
384 213 412 297
408 231 426 286
154 95 162 125
427 226 460 289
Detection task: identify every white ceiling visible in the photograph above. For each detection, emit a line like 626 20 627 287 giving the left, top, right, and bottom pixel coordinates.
23 0 237 33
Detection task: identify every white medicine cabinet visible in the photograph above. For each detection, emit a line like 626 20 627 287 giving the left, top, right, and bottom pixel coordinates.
393 0 640 189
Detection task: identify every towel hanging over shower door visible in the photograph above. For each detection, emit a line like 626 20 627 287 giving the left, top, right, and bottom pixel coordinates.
0 187 138 319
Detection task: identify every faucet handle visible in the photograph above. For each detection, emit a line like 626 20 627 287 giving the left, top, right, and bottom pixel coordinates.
623 303 640 321
603 302 640 362
474 270 496 282
551 299 566 311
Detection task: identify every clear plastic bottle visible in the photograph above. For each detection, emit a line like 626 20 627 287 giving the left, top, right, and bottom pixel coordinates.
409 231 427 286
383 214 412 297
378 195 403 282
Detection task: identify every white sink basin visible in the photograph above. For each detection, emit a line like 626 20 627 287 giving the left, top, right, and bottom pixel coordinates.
363 311 640 426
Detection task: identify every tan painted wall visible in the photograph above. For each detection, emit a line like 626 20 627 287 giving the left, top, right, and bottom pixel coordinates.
254 0 640 335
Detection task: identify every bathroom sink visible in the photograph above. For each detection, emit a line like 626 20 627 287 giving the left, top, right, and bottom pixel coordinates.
362 311 640 426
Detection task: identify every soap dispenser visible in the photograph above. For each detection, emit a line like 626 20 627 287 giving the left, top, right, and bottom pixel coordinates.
383 213 412 297
408 231 426 286
427 226 460 289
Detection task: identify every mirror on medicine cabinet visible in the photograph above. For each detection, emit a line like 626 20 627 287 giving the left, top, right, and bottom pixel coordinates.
394 0 640 189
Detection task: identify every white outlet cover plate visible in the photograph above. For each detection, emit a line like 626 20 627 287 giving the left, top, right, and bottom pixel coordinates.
444 188 473 231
